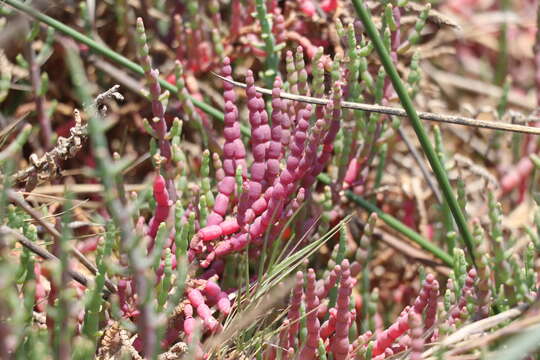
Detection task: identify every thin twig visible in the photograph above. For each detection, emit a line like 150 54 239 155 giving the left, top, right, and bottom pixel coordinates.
447 314 540 356
12 111 87 190
88 56 146 98
0 225 100 294
213 73 540 135
12 85 124 191
398 127 443 203
25 183 148 195
7 189 117 294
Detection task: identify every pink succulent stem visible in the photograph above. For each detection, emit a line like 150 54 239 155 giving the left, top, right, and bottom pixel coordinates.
279 319 291 358
449 269 477 326
280 99 292 158
284 107 311 195
408 312 424 360
299 269 321 360
147 173 171 240
273 11 286 45
288 271 304 347
245 71 271 210
183 304 196 342
373 274 438 356
230 0 243 37
424 274 439 334
352 331 373 354
330 260 353 360
307 82 343 186
206 58 246 227
188 288 220 332
299 0 316 16
266 77 285 186
320 307 337 339
372 310 409 357
316 265 341 300
199 76 287 248
300 118 325 188
321 0 338 12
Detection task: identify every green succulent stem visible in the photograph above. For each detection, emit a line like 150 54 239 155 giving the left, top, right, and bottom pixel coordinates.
255 0 278 88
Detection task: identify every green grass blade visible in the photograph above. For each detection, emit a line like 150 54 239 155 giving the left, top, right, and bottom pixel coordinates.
259 215 351 296
350 0 476 267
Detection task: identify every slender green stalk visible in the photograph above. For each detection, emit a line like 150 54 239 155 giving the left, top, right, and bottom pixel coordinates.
81 223 114 347
53 189 76 359
359 214 376 332
351 0 476 267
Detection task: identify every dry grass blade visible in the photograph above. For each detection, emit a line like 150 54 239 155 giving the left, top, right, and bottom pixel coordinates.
374 228 451 276
447 313 540 356
404 2 461 29
422 304 529 358
202 277 294 356
214 73 540 135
